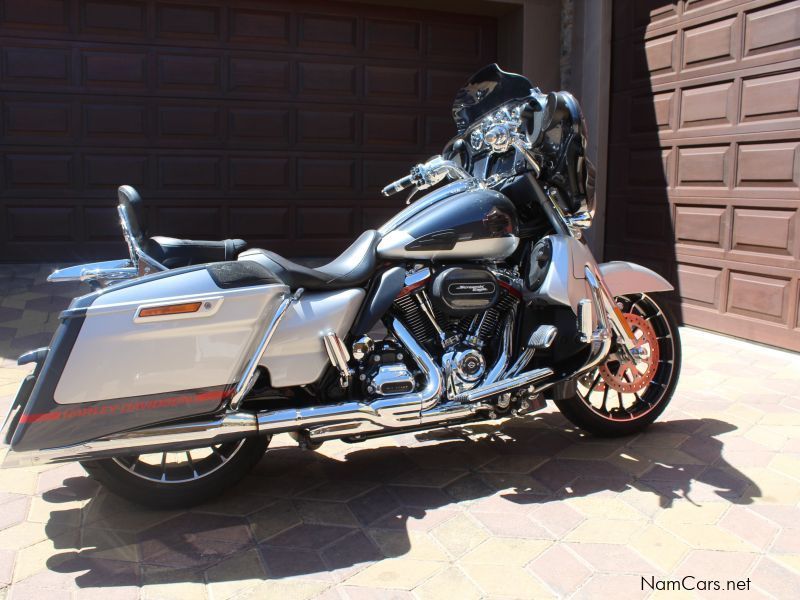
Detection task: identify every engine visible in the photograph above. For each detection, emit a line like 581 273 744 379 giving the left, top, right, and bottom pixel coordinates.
388 266 520 398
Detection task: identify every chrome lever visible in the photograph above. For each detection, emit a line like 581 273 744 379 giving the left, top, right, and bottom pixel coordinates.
323 331 352 388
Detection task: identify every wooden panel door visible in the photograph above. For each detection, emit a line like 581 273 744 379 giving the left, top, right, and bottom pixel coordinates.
0 0 497 261
607 0 800 351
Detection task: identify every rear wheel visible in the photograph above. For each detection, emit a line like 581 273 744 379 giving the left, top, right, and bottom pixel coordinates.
81 434 270 508
555 292 681 437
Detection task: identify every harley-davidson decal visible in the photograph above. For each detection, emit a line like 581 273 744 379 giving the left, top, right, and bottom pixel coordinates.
18 388 231 424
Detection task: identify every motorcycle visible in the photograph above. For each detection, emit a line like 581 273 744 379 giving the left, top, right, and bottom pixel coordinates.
1 65 680 508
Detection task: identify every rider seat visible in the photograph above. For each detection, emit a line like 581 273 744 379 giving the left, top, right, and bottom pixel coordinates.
239 230 381 291
118 186 248 268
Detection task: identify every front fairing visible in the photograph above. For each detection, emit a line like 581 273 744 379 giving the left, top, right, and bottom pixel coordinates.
451 64 534 133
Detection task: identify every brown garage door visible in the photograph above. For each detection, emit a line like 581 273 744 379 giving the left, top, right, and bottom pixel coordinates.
0 0 496 262
607 0 800 351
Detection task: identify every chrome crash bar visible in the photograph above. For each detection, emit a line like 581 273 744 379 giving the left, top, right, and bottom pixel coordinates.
229 288 304 411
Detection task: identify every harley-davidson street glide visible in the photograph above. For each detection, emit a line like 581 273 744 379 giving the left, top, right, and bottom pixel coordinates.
1 65 680 507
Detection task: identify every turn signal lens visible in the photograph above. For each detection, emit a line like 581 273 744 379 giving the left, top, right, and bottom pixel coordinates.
138 301 202 318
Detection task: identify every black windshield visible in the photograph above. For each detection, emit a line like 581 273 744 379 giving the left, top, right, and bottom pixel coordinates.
451 64 533 133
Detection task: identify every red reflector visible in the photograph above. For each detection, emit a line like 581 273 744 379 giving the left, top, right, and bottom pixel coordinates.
139 302 202 318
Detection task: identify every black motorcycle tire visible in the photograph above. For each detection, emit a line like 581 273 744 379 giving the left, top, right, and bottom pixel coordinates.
81 434 270 509
554 293 682 437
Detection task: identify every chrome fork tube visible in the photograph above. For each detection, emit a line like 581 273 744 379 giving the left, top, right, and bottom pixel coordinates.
576 267 613 376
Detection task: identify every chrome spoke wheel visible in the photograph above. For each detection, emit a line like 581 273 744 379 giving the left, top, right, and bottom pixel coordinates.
576 293 677 422
111 439 247 484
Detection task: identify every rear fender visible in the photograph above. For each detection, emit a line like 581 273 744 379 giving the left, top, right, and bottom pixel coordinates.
598 261 673 298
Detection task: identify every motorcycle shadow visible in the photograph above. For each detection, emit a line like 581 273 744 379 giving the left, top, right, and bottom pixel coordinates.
41 411 760 589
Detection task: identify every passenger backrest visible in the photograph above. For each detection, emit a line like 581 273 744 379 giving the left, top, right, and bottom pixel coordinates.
117 185 147 244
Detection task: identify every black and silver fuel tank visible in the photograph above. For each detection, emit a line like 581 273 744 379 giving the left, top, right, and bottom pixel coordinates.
376 180 519 260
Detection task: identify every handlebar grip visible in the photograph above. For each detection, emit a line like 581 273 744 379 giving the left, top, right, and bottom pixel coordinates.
381 174 415 197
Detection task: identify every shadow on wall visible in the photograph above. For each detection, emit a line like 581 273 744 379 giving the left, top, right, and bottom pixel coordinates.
40 413 758 588
603 0 683 322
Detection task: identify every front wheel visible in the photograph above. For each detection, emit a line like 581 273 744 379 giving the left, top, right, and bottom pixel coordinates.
81 434 270 508
554 292 681 437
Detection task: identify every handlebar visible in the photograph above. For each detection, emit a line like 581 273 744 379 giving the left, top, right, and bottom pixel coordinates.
381 173 417 197
381 157 472 197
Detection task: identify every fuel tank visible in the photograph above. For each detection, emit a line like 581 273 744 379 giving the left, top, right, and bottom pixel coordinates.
377 185 519 261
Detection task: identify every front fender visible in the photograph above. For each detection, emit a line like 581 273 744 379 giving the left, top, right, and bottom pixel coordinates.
598 261 673 298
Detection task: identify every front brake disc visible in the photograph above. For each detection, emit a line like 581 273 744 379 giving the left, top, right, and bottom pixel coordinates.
597 312 660 394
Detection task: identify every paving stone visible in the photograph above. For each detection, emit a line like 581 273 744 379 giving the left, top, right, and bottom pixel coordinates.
566 542 660 575
573 573 647 599
343 558 441 590
238 579 330 600
673 549 758 586
141 565 206 600
367 529 448 562
470 511 553 539
430 514 488 559
461 563 553 599
293 499 359 527
413 566 481 600
528 544 591 596
320 530 383 582
530 501 586 538
369 507 457 533
265 523 353 550
460 537 550 566
628 525 689 573
386 485 450 509
346 487 400 527
249 497 302 541
339 585 413 599
719 506 780 551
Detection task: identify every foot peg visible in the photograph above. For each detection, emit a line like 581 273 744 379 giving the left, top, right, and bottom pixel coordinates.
506 325 558 377
529 324 557 350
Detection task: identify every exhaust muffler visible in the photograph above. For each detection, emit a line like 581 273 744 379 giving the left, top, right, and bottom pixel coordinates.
2 412 259 468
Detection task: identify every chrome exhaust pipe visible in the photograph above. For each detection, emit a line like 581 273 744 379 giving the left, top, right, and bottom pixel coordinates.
270 317 444 441
481 306 516 386
453 367 553 403
2 412 258 468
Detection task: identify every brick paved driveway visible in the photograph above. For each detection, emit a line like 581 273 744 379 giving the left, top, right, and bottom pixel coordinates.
0 265 799 599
